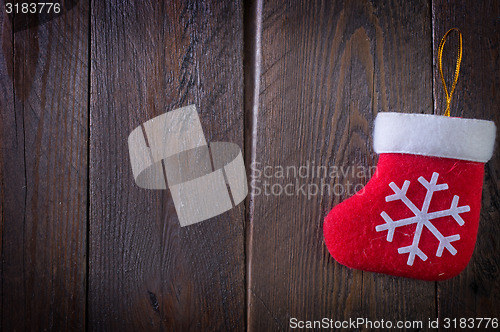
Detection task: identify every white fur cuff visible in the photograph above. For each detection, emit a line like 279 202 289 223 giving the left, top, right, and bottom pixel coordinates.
374 112 496 163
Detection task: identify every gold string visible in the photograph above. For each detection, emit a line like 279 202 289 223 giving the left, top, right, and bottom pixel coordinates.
438 28 462 117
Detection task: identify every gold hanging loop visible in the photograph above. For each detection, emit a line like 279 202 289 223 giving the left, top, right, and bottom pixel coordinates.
438 28 463 117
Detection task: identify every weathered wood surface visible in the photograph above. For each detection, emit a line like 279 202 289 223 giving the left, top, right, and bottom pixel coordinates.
0 0 498 331
247 1 436 330
89 0 245 330
0 0 89 330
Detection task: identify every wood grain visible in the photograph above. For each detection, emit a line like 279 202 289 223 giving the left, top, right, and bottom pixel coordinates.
247 1 436 330
432 0 500 321
89 0 245 330
0 0 89 330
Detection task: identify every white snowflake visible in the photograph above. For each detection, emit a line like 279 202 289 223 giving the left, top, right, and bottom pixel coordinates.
375 172 470 266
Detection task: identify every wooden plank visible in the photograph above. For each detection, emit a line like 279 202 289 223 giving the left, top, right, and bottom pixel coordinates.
247 1 436 330
432 0 500 321
0 0 89 330
89 1 245 330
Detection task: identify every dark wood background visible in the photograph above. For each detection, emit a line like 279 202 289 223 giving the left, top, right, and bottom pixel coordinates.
1 0 499 331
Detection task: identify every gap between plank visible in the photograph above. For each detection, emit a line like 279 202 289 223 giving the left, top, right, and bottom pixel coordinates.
430 0 440 323
85 0 92 331
243 0 263 330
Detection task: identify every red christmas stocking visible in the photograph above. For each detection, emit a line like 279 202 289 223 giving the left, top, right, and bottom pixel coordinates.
324 112 496 280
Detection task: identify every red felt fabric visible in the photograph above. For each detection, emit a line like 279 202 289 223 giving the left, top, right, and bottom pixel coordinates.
324 153 485 281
